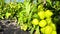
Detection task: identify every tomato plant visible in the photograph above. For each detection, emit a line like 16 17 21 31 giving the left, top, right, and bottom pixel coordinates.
0 0 60 34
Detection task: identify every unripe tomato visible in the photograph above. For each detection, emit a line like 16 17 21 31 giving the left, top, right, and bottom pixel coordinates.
50 23 56 31
21 24 27 31
32 19 39 25
45 10 53 18
51 31 57 34
38 5 43 11
39 20 47 27
46 18 52 24
40 27 45 34
45 26 52 34
38 11 45 19
6 12 11 18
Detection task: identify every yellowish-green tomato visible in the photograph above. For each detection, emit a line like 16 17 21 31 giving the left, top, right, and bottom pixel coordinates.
32 19 39 25
46 18 52 24
20 24 27 31
39 20 47 27
6 12 11 18
38 11 45 19
40 27 45 34
50 23 56 31
23 24 27 31
45 10 53 18
44 26 52 34
38 5 42 10
51 31 57 34
38 4 44 11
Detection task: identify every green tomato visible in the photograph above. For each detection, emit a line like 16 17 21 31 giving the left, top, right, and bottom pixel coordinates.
50 23 56 31
32 19 39 25
51 31 57 34
39 20 47 27
38 11 45 19
6 12 11 19
45 10 53 18
20 24 28 31
38 5 43 11
46 18 52 24
44 26 52 34
40 27 45 34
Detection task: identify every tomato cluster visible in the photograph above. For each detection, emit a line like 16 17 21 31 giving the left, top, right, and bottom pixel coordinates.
31 5 57 34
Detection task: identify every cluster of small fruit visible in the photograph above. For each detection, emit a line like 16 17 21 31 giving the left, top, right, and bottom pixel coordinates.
31 5 57 34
